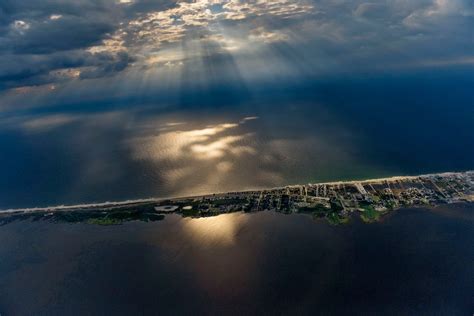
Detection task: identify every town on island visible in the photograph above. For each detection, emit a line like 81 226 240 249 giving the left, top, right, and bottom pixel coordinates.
1 171 473 226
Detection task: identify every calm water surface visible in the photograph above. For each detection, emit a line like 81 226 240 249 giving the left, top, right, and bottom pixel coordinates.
1 73 473 209
0 203 472 315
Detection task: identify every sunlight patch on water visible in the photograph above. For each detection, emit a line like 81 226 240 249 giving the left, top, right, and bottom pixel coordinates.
180 213 249 247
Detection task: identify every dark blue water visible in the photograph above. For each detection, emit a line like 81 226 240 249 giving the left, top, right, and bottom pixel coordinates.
0 203 472 315
0 70 473 209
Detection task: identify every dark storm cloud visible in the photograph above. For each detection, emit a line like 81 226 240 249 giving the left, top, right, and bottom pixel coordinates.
0 52 83 83
0 0 184 90
7 16 114 54
123 0 177 15
0 0 131 89
0 50 134 90
79 51 134 79
0 0 117 23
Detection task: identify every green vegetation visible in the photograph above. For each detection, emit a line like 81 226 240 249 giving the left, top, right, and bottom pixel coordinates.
385 200 397 209
326 211 350 225
6 207 168 226
298 203 351 225
89 210 165 225
360 205 381 223
371 195 381 202
298 204 331 219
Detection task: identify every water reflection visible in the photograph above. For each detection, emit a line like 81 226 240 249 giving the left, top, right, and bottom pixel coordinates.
180 213 249 247
132 120 252 161
130 116 265 196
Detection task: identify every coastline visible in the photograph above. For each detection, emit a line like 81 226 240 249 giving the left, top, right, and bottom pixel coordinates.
2 170 472 214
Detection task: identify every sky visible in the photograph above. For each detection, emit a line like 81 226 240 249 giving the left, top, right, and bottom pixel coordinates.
0 0 473 110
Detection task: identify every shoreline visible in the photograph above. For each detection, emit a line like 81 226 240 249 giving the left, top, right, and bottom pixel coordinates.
1 170 472 214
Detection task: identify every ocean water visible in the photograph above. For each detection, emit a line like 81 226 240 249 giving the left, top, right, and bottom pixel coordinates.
0 203 472 315
0 71 473 209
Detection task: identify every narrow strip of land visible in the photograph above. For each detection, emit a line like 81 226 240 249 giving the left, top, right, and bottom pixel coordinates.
2 171 472 219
